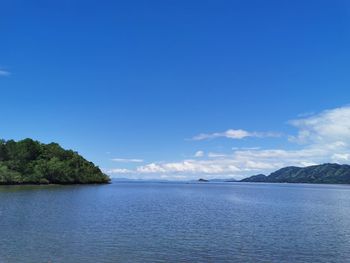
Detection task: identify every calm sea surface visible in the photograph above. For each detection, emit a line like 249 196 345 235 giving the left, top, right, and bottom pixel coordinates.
0 182 350 263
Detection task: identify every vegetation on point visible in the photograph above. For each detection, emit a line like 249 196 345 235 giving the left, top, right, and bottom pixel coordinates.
0 138 110 185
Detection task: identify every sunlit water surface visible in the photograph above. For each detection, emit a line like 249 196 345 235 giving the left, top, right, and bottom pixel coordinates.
0 182 350 262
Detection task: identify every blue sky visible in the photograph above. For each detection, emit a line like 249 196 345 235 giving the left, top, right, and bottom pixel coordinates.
1 0 350 179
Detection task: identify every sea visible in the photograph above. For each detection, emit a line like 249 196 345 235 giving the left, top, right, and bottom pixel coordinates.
0 181 349 262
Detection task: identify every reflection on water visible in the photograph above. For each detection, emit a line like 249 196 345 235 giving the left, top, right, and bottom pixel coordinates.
0 182 350 262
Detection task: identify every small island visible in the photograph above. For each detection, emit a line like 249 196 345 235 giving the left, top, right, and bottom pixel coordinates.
0 138 110 185
198 178 209 182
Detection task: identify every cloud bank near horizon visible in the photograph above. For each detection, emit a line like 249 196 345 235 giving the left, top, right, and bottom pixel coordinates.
111 158 144 163
106 106 350 180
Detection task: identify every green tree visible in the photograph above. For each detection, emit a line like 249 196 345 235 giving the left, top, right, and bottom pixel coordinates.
0 139 110 185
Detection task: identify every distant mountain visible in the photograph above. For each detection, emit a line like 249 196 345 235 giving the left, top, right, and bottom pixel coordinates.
111 178 136 182
210 178 237 182
240 174 267 182
241 163 350 184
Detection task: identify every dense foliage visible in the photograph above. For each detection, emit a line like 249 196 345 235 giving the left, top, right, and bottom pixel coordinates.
0 139 110 184
241 163 350 184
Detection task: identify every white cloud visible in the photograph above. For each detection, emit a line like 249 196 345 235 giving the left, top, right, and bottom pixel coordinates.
136 159 241 175
194 150 204 157
104 168 133 174
289 106 350 145
107 105 350 180
0 70 10 76
111 158 144 163
241 147 261 150
192 129 280 140
208 152 227 158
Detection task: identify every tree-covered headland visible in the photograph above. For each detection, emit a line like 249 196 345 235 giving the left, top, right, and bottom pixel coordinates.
0 138 110 185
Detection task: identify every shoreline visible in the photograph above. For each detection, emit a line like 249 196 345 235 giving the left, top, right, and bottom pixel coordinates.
0 182 111 186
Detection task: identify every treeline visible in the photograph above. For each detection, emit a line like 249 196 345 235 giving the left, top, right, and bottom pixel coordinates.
0 138 110 185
